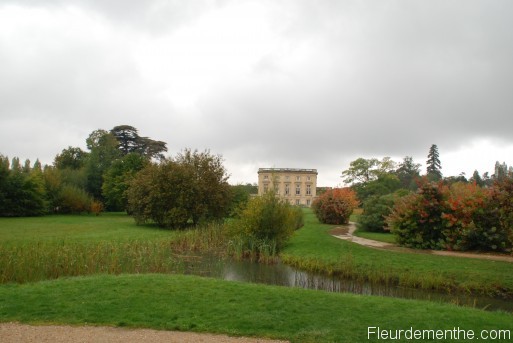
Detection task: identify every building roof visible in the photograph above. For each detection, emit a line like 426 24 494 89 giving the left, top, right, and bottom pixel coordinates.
258 168 317 174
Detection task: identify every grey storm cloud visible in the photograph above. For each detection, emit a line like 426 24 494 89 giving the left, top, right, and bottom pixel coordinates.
1 0 513 185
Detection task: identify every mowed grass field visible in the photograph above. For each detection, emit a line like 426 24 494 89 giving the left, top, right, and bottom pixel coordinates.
0 211 512 342
0 213 175 245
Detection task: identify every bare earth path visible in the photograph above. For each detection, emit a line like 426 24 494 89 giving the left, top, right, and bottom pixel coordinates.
0 322 288 343
331 222 513 263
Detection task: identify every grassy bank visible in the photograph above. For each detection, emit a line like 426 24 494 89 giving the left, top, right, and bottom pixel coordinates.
1 274 512 343
0 214 226 284
281 210 513 297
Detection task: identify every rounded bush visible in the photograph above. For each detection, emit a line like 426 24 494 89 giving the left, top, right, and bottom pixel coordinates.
312 188 359 225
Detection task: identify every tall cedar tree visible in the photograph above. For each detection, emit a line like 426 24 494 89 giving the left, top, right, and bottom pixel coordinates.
110 125 167 160
426 144 442 181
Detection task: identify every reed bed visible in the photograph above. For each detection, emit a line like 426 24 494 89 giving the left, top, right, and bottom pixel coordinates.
0 220 284 284
227 236 279 263
0 239 183 284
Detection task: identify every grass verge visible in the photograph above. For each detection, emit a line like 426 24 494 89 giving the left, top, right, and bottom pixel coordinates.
281 210 513 297
0 274 512 343
353 228 396 244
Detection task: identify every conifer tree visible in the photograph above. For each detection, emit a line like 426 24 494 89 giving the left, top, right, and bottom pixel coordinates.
426 144 442 181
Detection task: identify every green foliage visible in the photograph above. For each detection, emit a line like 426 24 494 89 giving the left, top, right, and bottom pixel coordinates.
110 125 167 160
174 149 231 225
353 173 402 203
358 193 398 232
228 183 257 217
57 184 93 214
426 144 442 181
490 177 513 247
312 188 359 225
470 170 485 187
53 146 89 170
127 162 191 228
102 153 148 211
342 157 396 186
127 150 231 228
395 156 421 190
85 130 121 200
0 155 47 217
227 191 302 252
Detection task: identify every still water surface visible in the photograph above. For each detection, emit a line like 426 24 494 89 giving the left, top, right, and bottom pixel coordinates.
175 254 513 313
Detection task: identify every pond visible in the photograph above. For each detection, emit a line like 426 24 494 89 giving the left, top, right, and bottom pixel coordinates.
174 253 513 313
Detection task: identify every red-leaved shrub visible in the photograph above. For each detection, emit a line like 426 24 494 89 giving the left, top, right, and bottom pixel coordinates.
312 188 359 225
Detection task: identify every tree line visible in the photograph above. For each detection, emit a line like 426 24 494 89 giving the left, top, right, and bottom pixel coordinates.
1 124 260 226
343 144 513 252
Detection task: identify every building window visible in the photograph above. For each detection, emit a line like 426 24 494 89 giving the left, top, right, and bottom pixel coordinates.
296 199 300 206
307 176 311 181
306 184 311 195
306 199 311 206
285 184 290 195
296 176 301 181
295 184 301 195
285 176 290 181
263 175 269 180
274 185 280 194
263 184 268 194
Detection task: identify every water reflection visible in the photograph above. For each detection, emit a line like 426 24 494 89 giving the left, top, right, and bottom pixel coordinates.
177 254 513 313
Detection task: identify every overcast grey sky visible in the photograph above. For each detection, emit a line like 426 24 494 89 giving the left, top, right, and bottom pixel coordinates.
1 0 512 186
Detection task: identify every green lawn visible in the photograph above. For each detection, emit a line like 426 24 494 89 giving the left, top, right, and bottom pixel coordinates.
0 214 188 284
1 211 513 341
0 213 174 245
281 209 513 296
353 228 396 244
0 274 511 343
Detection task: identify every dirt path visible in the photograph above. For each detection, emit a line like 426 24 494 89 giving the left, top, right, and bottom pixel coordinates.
0 322 288 343
331 222 513 263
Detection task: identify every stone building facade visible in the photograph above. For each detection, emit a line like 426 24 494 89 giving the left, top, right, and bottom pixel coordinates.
257 168 318 207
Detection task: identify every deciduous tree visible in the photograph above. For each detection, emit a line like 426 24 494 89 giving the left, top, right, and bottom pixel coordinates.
102 153 148 211
126 149 231 228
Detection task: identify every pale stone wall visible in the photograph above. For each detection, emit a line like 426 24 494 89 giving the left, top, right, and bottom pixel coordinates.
257 168 318 207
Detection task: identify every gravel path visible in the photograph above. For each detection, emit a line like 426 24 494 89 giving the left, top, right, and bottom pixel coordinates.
0 323 289 343
331 222 513 263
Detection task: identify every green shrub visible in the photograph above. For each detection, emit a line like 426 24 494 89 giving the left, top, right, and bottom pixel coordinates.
312 188 359 225
227 191 302 253
57 185 93 214
126 150 231 229
359 190 410 232
358 194 396 232
127 162 194 228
